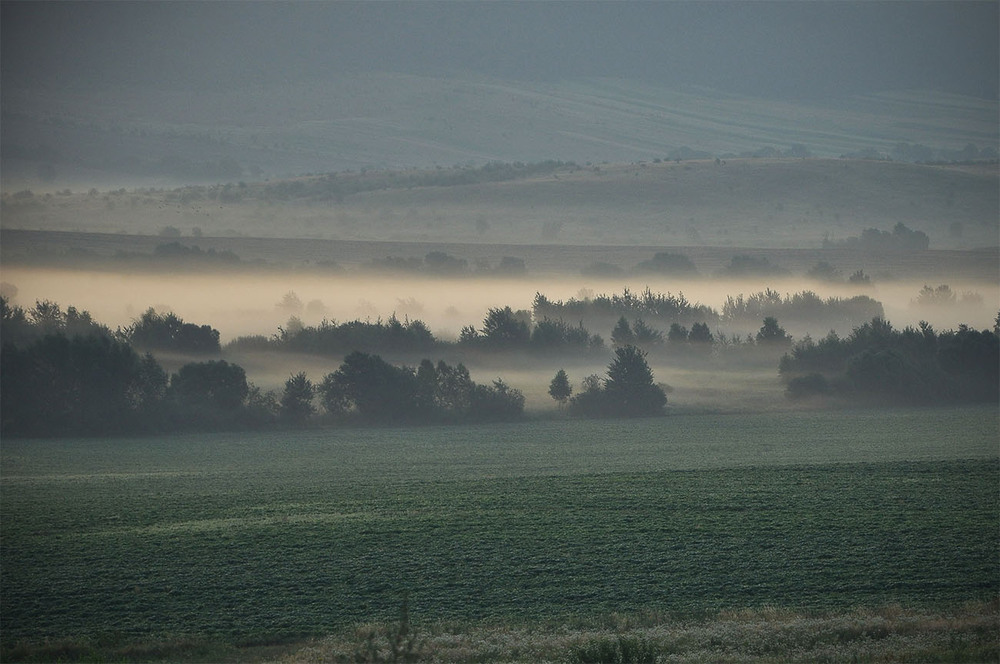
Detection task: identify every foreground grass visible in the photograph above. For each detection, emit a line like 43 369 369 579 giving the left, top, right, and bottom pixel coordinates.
282 602 1000 664
6 602 996 663
2 407 997 658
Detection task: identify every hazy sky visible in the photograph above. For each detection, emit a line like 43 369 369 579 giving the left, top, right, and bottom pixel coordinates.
3 1 997 100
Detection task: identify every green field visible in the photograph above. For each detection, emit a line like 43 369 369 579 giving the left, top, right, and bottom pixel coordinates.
2 407 997 655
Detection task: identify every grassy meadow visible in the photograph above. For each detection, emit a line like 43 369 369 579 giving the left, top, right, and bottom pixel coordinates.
2 406 997 661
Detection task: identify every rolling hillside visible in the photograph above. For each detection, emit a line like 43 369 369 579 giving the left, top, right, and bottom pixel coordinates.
2 158 996 250
3 74 997 191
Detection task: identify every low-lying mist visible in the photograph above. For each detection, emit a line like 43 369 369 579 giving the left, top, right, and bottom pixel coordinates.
4 267 995 342
4 265 996 413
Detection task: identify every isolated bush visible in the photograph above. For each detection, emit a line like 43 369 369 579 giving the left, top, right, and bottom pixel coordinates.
785 373 831 400
549 369 572 405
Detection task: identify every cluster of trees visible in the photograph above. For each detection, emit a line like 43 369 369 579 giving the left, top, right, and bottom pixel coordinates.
230 296 815 361
609 315 792 350
806 262 872 285
456 306 605 353
822 223 930 252
147 242 242 266
314 353 524 424
533 288 717 332
123 309 221 354
780 317 999 404
1 299 110 348
720 255 789 277
228 315 438 356
721 289 884 331
0 298 531 436
548 345 668 418
532 288 880 346
229 307 608 357
1 299 268 436
913 284 983 309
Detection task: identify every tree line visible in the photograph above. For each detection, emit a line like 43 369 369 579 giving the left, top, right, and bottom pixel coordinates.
3 295 995 437
781 316 999 404
0 299 532 436
229 287 865 359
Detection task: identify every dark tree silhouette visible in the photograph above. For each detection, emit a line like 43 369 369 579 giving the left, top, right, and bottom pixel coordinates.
611 316 635 347
469 379 525 421
604 345 667 416
780 317 998 404
170 360 249 411
667 323 689 344
571 346 666 418
125 309 221 354
280 372 316 423
756 317 792 346
1 334 168 436
480 306 530 348
548 369 572 405
319 352 522 423
689 322 714 345
632 318 663 345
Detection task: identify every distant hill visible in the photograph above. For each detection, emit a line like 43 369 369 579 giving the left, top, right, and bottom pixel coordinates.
2 74 997 191
2 158 996 250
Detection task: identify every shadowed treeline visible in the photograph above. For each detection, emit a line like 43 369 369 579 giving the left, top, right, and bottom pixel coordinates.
2 295 997 438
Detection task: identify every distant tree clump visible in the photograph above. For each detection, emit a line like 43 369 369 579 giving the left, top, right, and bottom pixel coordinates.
318 352 523 423
476 306 531 348
1 298 112 348
720 255 788 277
124 309 221 354
721 289 883 332
569 345 667 418
780 318 998 404
171 360 249 412
911 284 980 309
228 315 438 357
823 223 930 252
151 242 241 266
806 261 842 282
533 288 718 335
530 317 599 352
